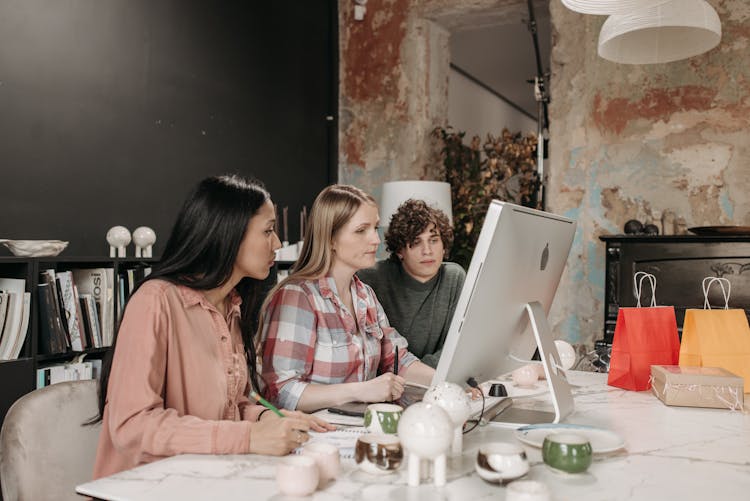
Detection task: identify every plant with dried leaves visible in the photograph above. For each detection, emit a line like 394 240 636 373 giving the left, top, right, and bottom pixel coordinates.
434 127 540 269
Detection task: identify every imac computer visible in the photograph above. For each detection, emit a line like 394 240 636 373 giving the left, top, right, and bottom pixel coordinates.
432 200 577 426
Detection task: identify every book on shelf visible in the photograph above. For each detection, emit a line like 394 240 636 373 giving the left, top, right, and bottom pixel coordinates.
127 268 135 295
81 294 103 348
118 274 126 319
0 292 8 347
15 293 31 358
0 277 31 360
78 296 94 348
72 268 114 347
56 271 86 351
36 360 99 389
37 282 69 355
9 292 31 359
40 270 72 351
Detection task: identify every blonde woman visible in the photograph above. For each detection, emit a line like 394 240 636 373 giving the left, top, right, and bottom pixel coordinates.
259 185 435 412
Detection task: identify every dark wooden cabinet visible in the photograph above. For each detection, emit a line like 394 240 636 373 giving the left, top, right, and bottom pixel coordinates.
600 235 750 343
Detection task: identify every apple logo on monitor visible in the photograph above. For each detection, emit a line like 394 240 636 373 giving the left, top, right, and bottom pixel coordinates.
540 243 549 271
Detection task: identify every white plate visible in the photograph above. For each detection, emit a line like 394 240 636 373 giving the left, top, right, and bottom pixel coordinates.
515 424 625 453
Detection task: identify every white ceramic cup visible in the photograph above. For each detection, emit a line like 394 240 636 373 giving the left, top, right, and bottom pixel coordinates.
512 364 539 387
276 455 318 497
475 442 530 484
506 480 552 501
363 403 403 435
301 441 340 485
554 340 577 370
354 433 404 475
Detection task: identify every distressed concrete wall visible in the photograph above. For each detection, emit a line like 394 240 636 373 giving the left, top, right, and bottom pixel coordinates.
339 0 449 203
548 0 750 345
338 0 528 201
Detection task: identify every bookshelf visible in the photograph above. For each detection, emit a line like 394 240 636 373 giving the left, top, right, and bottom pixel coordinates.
0 256 157 431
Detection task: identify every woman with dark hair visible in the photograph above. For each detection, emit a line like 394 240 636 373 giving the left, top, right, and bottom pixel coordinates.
92 175 332 479
258 185 436 412
358 199 465 368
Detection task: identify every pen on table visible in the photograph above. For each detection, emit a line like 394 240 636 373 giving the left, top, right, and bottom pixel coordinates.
394 346 399 376
249 390 285 418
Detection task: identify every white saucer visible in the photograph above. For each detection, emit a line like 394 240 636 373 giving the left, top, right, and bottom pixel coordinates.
514 424 625 453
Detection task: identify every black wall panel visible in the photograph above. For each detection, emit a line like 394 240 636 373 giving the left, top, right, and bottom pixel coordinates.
0 0 337 256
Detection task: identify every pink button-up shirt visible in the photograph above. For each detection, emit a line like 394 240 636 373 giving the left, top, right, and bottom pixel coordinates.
93 279 264 479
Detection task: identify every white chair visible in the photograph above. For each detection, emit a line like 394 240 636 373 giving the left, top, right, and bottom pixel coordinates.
0 380 101 501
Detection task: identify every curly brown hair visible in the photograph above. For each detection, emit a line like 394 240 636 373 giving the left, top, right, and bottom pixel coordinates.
385 199 454 262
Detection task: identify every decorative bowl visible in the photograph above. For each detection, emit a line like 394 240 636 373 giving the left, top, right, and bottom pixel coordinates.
0 239 69 257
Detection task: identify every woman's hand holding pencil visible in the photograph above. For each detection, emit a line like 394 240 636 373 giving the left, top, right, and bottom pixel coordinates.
248 413 312 455
250 389 334 431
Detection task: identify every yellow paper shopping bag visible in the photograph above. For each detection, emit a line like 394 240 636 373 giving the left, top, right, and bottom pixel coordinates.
679 277 750 388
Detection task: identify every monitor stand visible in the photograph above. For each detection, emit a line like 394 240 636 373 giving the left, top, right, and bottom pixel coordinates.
489 301 574 427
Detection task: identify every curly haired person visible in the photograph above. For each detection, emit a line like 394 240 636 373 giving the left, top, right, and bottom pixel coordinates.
358 199 465 368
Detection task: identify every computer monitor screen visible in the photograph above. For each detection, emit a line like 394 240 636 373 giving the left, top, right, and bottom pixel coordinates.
433 200 576 390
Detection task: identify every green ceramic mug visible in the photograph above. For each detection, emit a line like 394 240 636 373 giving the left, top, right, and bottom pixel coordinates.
363 403 403 434
541 433 593 474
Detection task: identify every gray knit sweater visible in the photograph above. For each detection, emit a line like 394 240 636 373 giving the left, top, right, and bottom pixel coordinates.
357 260 466 368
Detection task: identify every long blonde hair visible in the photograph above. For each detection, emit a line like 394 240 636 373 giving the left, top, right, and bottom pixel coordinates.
256 184 377 347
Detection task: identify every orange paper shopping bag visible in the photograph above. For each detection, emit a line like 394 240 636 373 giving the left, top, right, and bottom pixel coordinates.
679 277 750 388
608 272 680 391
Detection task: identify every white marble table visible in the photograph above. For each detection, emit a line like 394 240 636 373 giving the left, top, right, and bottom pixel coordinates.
76 372 750 501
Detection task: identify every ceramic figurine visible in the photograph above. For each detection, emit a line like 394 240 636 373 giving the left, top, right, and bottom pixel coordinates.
397 402 453 487
106 226 131 258
423 382 472 455
133 226 156 258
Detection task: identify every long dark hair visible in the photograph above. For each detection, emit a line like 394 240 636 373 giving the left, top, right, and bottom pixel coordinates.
91 174 271 423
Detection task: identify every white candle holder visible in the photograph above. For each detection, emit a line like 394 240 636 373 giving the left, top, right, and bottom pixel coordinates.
106 226 131 258
133 226 156 258
423 382 472 456
397 402 453 487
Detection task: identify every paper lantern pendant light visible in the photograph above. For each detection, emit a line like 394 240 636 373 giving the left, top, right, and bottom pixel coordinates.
598 0 722 64
561 0 671 16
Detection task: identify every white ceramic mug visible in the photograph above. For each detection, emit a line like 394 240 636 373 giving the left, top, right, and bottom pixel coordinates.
354 434 403 475
363 403 403 434
475 442 529 484
301 442 340 485
554 339 576 370
276 455 318 496
512 364 539 387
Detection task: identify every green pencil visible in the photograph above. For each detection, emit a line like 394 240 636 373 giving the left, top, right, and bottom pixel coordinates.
249 390 285 418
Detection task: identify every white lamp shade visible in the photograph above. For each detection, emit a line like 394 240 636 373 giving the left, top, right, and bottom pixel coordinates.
380 181 453 227
561 0 671 16
598 0 722 64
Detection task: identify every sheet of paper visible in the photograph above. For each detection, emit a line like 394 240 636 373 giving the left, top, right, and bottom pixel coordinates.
295 426 367 458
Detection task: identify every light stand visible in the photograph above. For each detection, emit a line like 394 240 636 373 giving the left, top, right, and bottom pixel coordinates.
526 0 549 210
